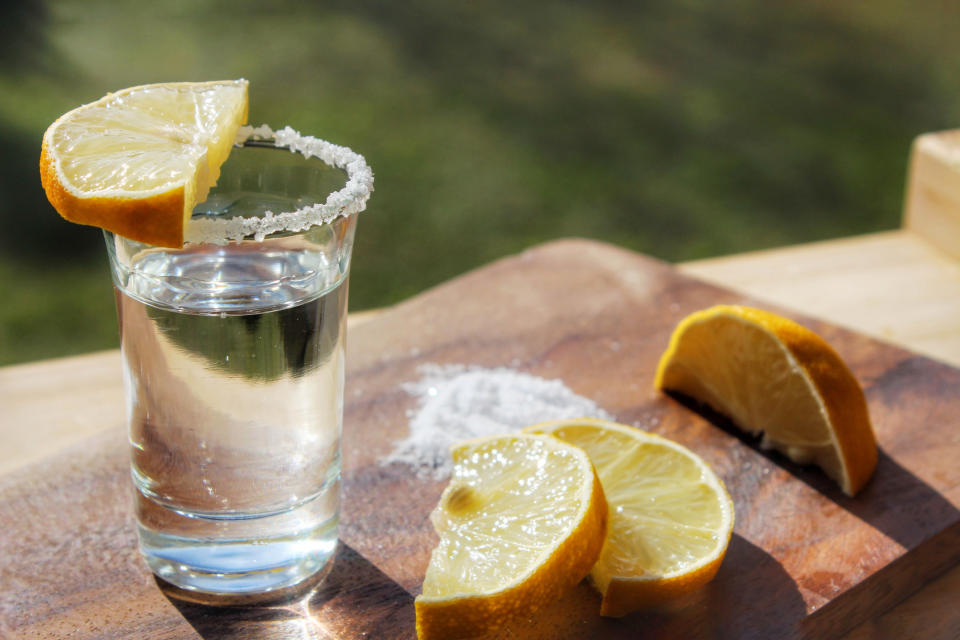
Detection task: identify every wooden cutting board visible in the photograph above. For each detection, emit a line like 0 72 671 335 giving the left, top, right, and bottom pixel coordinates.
2 239 959 639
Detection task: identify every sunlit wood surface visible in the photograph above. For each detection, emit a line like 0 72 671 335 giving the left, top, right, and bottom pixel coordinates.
1 232 957 638
3 132 959 639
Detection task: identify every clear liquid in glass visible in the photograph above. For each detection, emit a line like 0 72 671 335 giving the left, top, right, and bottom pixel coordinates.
112 213 352 596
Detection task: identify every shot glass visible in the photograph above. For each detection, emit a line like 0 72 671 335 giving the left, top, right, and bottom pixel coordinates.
105 126 372 597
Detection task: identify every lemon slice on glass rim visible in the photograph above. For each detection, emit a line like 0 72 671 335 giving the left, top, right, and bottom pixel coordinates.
40 80 374 248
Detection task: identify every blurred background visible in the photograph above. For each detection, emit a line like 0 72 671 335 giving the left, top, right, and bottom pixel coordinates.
2 0 959 366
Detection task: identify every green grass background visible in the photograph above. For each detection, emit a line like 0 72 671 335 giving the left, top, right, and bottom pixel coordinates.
2 0 960 366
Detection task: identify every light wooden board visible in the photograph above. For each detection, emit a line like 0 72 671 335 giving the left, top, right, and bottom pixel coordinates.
681 230 960 367
905 130 960 262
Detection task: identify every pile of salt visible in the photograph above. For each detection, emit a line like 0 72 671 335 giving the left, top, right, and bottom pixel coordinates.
382 364 612 478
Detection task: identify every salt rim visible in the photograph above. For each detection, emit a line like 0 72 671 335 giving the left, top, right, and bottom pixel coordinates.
185 124 374 245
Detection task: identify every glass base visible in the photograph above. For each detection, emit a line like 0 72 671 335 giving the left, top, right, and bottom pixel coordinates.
142 528 337 596
137 491 339 599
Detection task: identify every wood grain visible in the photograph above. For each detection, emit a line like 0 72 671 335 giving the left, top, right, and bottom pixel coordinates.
1 239 959 639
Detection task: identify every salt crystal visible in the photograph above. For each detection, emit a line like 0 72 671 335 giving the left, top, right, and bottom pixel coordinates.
382 364 613 479
186 124 374 246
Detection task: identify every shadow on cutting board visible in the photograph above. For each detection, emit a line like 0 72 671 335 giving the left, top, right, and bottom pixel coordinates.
666 380 960 554
159 534 799 640
461 534 803 640
162 542 416 640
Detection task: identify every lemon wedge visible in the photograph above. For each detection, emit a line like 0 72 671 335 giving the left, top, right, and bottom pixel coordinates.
40 80 248 247
655 305 877 496
526 418 734 617
416 433 608 639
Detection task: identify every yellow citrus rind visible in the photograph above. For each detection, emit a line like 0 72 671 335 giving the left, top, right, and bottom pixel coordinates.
415 434 608 639
655 304 877 496
525 417 734 618
40 80 248 248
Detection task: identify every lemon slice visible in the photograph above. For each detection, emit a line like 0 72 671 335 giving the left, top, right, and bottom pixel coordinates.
416 434 608 639
40 80 249 248
655 305 877 496
525 418 734 618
